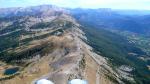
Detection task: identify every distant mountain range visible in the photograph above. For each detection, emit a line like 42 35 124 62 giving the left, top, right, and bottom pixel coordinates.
71 8 150 36
0 5 66 17
1 5 150 35
114 9 150 15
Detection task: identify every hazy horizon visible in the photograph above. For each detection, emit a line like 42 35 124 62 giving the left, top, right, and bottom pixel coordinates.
0 0 150 10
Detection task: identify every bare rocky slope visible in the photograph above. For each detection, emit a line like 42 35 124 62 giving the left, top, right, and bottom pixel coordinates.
0 5 135 84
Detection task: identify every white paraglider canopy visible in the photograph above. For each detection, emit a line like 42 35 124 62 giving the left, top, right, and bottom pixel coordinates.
69 79 88 84
36 79 54 84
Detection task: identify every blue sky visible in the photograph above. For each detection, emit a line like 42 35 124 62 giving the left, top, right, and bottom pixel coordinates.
0 0 150 10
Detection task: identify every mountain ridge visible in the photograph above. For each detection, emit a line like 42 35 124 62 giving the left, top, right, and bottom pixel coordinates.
0 6 126 84
0 5 150 84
